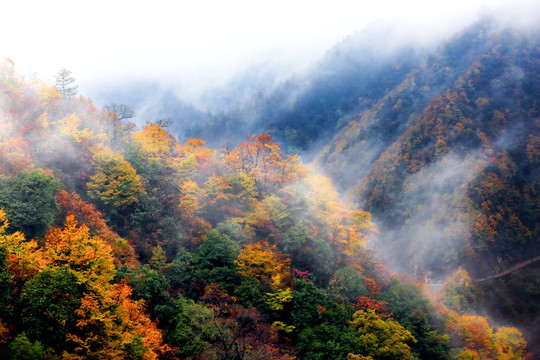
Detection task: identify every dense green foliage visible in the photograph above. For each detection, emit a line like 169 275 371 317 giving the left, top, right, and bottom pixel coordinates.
0 170 62 239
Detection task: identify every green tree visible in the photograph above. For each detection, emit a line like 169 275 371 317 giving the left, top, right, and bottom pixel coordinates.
0 246 12 320
296 303 359 360
0 170 62 239
9 333 45 360
116 264 170 306
291 279 328 330
328 265 369 302
282 221 308 252
192 230 241 293
19 267 83 351
297 323 361 360
379 279 450 359
154 296 213 359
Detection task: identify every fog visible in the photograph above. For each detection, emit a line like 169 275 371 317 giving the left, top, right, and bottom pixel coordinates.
3 0 539 111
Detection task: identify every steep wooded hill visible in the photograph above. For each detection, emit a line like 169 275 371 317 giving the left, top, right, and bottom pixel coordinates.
315 19 540 351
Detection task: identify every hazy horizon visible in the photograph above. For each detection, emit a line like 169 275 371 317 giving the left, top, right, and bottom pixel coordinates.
3 0 540 109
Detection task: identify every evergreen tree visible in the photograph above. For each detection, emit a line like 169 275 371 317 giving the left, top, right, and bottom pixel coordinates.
54 67 78 98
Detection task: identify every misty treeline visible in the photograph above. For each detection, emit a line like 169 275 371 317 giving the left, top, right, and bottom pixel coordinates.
0 55 532 359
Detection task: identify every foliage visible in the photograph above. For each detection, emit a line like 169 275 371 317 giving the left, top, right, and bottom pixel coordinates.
379 279 451 359
348 309 416 360
19 267 83 350
235 240 291 290
0 49 534 359
9 333 45 360
0 170 62 239
438 267 481 313
87 150 146 210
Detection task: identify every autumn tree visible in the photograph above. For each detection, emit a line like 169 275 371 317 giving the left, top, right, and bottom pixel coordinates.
0 136 34 175
39 216 167 358
348 309 417 360
133 123 175 160
87 150 146 210
200 284 285 360
55 190 138 268
493 326 527 359
438 267 481 312
242 195 290 240
235 240 291 290
0 210 46 284
223 133 305 188
446 310 528 360
299 174 377 260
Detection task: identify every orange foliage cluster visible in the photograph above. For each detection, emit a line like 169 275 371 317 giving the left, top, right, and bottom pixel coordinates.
55 191 138 268
0 212 168 357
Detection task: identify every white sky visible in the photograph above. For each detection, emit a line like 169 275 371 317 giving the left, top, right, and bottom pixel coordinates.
2 0 539 99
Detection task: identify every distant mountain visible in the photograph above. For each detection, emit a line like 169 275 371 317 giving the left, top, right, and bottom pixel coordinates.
187 26 428 154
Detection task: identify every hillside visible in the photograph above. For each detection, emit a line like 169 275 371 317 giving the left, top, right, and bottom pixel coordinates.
185 26 426 154
0 57 532 359
315 19 540 352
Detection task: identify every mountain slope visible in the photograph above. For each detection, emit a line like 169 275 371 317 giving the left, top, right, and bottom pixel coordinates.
187 26 426 153
315 19 540 351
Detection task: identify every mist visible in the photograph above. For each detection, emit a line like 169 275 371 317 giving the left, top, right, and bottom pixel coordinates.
3 0 539 121
367 153 483 277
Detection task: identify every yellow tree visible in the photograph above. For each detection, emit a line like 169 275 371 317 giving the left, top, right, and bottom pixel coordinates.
234 240 291 289
348 309 416 360
241 195 290 239
174 138 219 183
493 327 527 360
303 174 377 258
446 310 528 360
133 123 175 160
87 150 146 209
55 190 138 268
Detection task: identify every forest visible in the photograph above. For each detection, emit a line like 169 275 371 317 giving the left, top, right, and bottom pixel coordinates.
0 48 534 359
186 18 540 356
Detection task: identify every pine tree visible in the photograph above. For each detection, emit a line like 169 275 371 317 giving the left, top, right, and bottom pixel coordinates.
54 67 78 98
